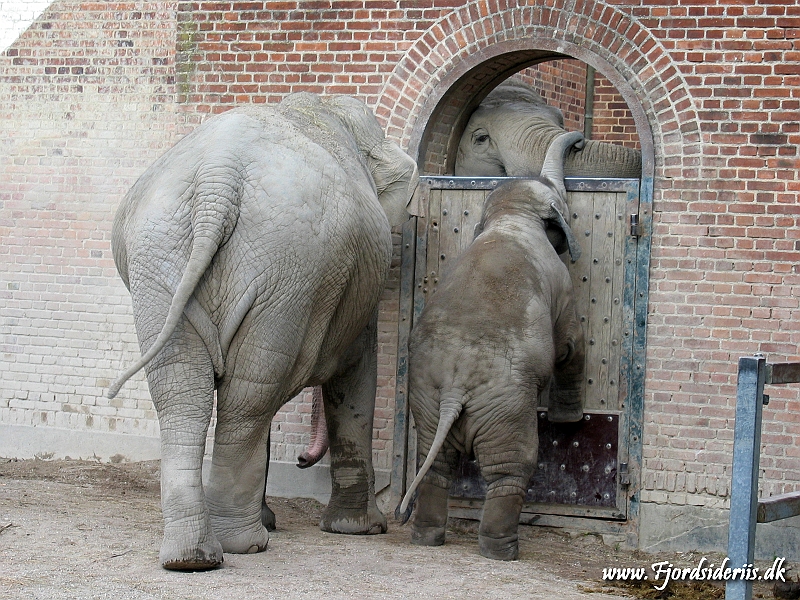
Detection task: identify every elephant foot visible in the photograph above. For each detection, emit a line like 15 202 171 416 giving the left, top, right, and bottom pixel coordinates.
159 536 224 571
214 524 270 554
261 500 277 532
320 504 387 535
479 491 524 560
478 533 519 561
411 524 446 546
410 482 449 545
211 518 269 554
548 406 583 423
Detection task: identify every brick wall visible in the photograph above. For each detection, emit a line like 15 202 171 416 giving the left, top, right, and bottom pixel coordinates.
592 70 640 149
520 60 640 149
2 0 800 551
631 1 800 509
520 60 587 133
1 1 179 449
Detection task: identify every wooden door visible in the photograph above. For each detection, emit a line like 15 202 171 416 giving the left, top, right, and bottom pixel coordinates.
392 176 644 523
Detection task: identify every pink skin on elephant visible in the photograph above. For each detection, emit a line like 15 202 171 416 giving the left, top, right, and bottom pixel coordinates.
297 386 330 468
260 386 329 531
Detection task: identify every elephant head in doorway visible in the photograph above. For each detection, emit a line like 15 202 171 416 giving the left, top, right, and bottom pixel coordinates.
455 79 642 179
399 131 586 561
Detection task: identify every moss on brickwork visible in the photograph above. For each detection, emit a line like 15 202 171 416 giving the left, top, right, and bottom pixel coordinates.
175 5 197 102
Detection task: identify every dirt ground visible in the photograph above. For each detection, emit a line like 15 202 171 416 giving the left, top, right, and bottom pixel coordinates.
0 458 786 599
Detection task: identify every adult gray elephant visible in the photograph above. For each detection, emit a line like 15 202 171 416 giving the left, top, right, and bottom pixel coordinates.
108 92 418 570
455 79 641 178
399 131 586 561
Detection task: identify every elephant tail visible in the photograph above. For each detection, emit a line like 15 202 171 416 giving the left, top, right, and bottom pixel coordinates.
108 166 243 400
396 393 464 523
107 235 221 399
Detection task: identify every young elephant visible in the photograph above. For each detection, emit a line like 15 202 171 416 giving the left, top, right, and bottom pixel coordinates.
399 131 586 561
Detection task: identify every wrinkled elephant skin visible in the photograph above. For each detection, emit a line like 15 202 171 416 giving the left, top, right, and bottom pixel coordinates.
400 132 586 561
455 79 642 179
109 93 418 570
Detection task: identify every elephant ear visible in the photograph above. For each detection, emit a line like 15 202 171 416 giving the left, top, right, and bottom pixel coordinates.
547 202 581 262
323 96 419 227
368 140 419 227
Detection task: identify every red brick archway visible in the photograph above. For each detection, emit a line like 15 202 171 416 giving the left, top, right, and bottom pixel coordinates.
375 0 702 180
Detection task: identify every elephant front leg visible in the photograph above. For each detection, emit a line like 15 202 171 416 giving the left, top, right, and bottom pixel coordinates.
549 308 586 423
144 322 223 570
319 317 387 535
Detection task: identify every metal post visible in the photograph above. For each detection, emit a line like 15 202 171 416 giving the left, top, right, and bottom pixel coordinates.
725 355 767 600
583 65 595 140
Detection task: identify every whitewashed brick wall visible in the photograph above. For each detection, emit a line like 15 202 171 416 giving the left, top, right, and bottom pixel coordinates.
1 1 178 458
0 1 55 52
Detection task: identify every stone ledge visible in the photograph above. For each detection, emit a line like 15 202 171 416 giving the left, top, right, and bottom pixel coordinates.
639 501 800 561
0 423 161 463
0 423 390 506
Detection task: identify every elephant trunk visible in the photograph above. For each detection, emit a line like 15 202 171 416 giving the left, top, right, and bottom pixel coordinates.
504 123 641 180
540 130 585 209
297 386 329 468
540 131 585 263
565 138 642 179
397 393 464 521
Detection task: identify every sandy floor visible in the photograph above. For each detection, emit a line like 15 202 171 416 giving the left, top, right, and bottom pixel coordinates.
0 458 781 599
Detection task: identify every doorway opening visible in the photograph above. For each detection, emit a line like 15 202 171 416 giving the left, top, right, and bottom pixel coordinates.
393 49 653 543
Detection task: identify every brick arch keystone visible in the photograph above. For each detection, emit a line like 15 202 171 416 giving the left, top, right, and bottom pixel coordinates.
376 0 702 179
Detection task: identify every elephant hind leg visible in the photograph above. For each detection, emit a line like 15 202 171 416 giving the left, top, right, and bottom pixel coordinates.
478 492 525 561
410 455 457 547
143 318 222 571
409 394 460 547
411 485 448 547
474 418 538 561
205 374 276 554
260 430 277 532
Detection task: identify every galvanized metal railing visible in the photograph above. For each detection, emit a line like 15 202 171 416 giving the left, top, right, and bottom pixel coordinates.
726 355 800 600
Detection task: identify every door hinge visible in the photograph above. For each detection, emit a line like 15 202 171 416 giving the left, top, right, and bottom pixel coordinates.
630 214 641 237
619 462 630 486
